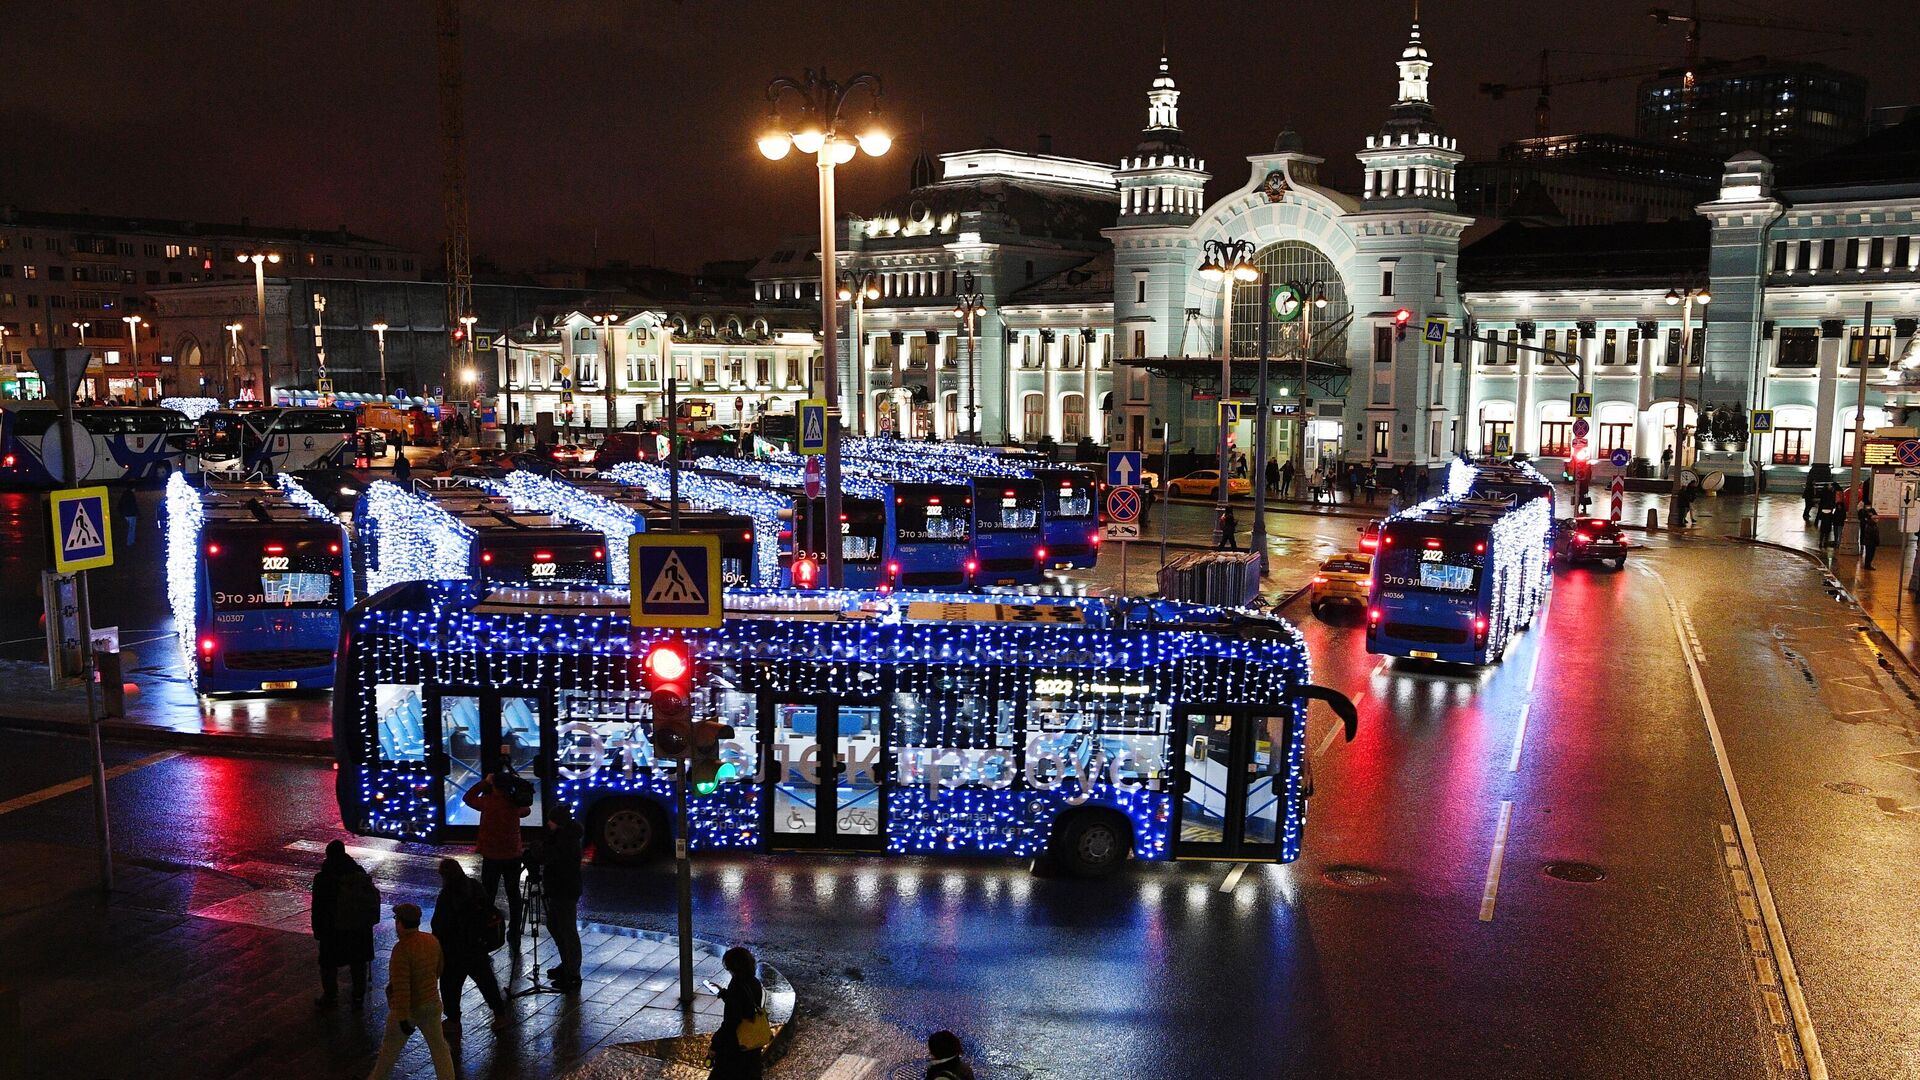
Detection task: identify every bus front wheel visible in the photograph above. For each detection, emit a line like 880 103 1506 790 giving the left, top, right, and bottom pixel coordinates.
1052 809 1132 878
591 798 668 865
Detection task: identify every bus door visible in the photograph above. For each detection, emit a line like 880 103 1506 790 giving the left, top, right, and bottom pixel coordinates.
1171 705 1291 861
763 696 886 851
428 687 550 832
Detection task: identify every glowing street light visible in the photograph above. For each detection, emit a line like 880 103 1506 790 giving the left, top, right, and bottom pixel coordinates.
1197 237 1259 546
238 251 280 398
1664 285 1710 523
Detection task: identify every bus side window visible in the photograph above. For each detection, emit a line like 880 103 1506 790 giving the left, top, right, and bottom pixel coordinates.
374 684 426 762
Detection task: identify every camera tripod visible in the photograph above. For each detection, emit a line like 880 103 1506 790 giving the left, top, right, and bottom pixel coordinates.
511 874 566 999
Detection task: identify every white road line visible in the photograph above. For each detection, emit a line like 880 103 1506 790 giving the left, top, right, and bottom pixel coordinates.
1478 800 1513 922
1526 649 1541 693
1508 703 1531 773
1314 718 1345 758
1649 568 1827 1080
0 751 179 816
1371 661 1386 679
1219 862 1250 894
818 1053 880 1080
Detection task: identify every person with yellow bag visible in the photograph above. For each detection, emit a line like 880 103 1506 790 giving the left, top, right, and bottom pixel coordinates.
708 946 772 1079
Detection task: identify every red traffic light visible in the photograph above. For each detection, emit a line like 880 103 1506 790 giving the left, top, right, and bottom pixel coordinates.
451 327 466 342
643 641 689 682
1393 308 1413 326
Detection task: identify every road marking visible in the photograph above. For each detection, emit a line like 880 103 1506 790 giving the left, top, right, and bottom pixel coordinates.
1219 862 1249 894
1314 718 1345 758
1651 569 1826 1080
1478 800 1513 922
1526 649 1541 693
1371 661 1386 679
818 1053 879 1080
1507 703 1531 773
0 751 179 817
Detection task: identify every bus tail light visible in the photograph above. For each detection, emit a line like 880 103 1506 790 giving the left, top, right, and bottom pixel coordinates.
1473 615 1489 647
1090 531 1102 547
887 561 901 580
592 547 605 560
328 542 341 555
1367 607 1382 637
1036 546 1048 563
480 550 494 564
198 636 217 656
206 543 222 556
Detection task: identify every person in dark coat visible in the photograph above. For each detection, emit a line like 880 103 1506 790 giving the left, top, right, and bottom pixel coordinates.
708 946 765 1080
926 1030 976 1080
115 485 139 547
432 858 508 1036
1216 505 1240 551
540 806 585 990
1416 468 1432 503
1802 472 1819 523
1859 501 1881 568
1279 457 1295 500
392 447 411 482
311 839 377 1010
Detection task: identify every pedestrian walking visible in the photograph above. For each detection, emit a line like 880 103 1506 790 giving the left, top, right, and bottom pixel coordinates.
708 946 768 1080
1416 468 1432 503
432 858 509 1036
1265 457 1282 498
365 904 456 1080
1280 457 1295 500
926 1030 977 1080
1860 501 1881 568
464 771 530 944
1661 446 1674 479
539 805 585 990
115 486 138 547
313 839 380 1011
1364 470 1378 506
392 448 411 483
1216 505 1240 551
1802 472 1819 524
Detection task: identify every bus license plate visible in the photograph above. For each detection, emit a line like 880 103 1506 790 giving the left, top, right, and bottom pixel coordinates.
1410 650 1438 660
261 680 298 691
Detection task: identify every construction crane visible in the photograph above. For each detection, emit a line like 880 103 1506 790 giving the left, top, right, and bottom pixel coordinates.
1648 4 1856 91
1480 51 1686 139
436 0 475 403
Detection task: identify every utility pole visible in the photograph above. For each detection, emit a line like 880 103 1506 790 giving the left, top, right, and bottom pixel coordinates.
1841 300 1874 556
1250 283 1272 578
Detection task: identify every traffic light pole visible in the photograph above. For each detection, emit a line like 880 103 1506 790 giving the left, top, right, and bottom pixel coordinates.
675 759 694 1006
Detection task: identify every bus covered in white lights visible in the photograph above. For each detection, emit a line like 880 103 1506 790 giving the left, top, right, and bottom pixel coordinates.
1366 459 1553 665
333 587 1356 877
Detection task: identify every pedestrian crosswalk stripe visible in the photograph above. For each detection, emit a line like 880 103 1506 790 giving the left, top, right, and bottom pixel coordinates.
0 751 177 817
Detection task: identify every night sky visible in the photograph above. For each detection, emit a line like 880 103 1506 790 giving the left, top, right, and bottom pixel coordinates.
6 1 1915 273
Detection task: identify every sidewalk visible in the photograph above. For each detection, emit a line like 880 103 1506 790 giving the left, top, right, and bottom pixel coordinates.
0 836 794 1080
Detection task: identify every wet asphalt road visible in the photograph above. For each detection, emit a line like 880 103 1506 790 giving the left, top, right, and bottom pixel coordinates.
5 523 1920 1077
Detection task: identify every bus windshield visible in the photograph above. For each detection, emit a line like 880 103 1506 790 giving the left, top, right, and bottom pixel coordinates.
978 481 1043 531
207 533 343 609
895 497 971 543
1377 544 1482 595
1046 474 1096 519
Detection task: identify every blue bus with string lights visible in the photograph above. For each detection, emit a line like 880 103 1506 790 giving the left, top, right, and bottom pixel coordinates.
1036 466 1101 571
1366 459 1553 665
163 472 353 694
353 479 612 596
332 587 1356 877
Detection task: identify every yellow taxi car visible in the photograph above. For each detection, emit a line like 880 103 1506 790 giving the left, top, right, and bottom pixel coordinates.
1164 469 1253 499
1308 552 1373 616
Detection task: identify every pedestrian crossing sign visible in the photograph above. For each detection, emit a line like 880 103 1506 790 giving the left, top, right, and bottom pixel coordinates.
50 485 113 573
798 398 828 455
1750 409 1774 434
629 533 722 628
1571 392 1593 418
1422 317 1452 346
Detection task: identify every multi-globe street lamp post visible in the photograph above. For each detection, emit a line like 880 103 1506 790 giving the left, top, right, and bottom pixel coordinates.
1666 285 1710 528
223 322 245 401
371 320 390 398
594 312 619 434
121 315 147 401
954 273 987 443
238 251 280 401
1197 238 1259 547
758 68 891 587
836 272 881 435
459 314 479 435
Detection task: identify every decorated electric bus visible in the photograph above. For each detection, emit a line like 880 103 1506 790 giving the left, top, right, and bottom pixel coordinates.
1366 459 1554 665
333 586 1355 876
0 405 194 486
353 480 610 595
163 472 353 693
198 407 357 478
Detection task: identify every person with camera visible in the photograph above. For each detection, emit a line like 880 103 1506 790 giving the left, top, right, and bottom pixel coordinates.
462 756 532 948
539 804 585 990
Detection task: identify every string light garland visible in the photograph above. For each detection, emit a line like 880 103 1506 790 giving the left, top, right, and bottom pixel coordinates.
338 585 1316 861
605 462 786 586
355 480 477 593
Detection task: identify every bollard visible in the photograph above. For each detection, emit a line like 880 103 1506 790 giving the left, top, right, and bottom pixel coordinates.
95 649 124 719
1742 516 1756 540
1646 507 1660 531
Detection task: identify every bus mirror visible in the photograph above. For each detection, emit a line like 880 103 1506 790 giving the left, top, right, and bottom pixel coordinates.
1296 684 1358 742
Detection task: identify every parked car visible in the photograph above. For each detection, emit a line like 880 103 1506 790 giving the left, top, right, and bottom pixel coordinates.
1309 552 1373 615
1556 515 1629 568
1165 469 1252 499
1355 518 1383 554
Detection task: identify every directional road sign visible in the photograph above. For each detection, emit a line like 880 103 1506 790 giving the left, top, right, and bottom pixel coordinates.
50 485 114 573
1105 521 1141 541
1571 392 1593 418
798 398 828 455
1750 409 1774 434
1106 450 1143 489
1423 317 1452 346
629 533 722 628
1610 448 1631 468
1106 486 1142 524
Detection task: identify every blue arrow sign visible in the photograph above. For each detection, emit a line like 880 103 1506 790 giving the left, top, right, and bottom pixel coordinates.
1610 448 1631 468
1107 450 1142 489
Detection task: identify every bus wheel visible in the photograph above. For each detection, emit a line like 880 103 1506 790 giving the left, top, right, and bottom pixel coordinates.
1053 810 1131 878
591 799 666 865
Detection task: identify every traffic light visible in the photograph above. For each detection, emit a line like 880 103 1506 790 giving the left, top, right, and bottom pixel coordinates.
641 640 693 758
791 555 819 589
451 326 466 343
687 718 739 794
1392 308 1414 342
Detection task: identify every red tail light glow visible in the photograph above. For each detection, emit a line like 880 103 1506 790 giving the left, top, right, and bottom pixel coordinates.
1424 538 1441 549
1575 532 1592 544
1091 532 1102 547
206 543 221 556
264 543 285 554
1360 537 1378 551
2 454 14 468
1475 542 1486 553
1368 607 1382 624
198 637 216 655
533 551 554 561
480 551 494 564
328 542 341 555
592 547 605 560
1036 547 1048 562
887 561 901 578
965 559 979 575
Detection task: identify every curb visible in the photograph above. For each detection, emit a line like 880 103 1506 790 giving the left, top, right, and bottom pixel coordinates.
1160 495 1378 520
1732 535 1920 680
0 713 334 760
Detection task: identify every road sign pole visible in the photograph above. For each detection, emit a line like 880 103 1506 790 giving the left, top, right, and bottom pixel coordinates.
1119 538 1129 597
51 348 111 893
666 377 681 532
675 759 694 1006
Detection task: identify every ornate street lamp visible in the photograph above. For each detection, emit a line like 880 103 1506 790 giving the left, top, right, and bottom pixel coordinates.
953 272 987 443
1197 237 1258 546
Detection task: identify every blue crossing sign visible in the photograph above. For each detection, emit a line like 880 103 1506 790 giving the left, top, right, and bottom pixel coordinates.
50 485 114 573
798 398 828 455
1107 450 1143 489
629 533 722 628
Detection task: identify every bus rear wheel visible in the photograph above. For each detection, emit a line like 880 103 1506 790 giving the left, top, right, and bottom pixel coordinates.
591 799 667 865
1052 810 1131 878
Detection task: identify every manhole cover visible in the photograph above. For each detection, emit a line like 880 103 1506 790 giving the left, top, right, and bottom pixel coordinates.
1323 867 1383 888
1825 781 1874 796
1542 862 1605 883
